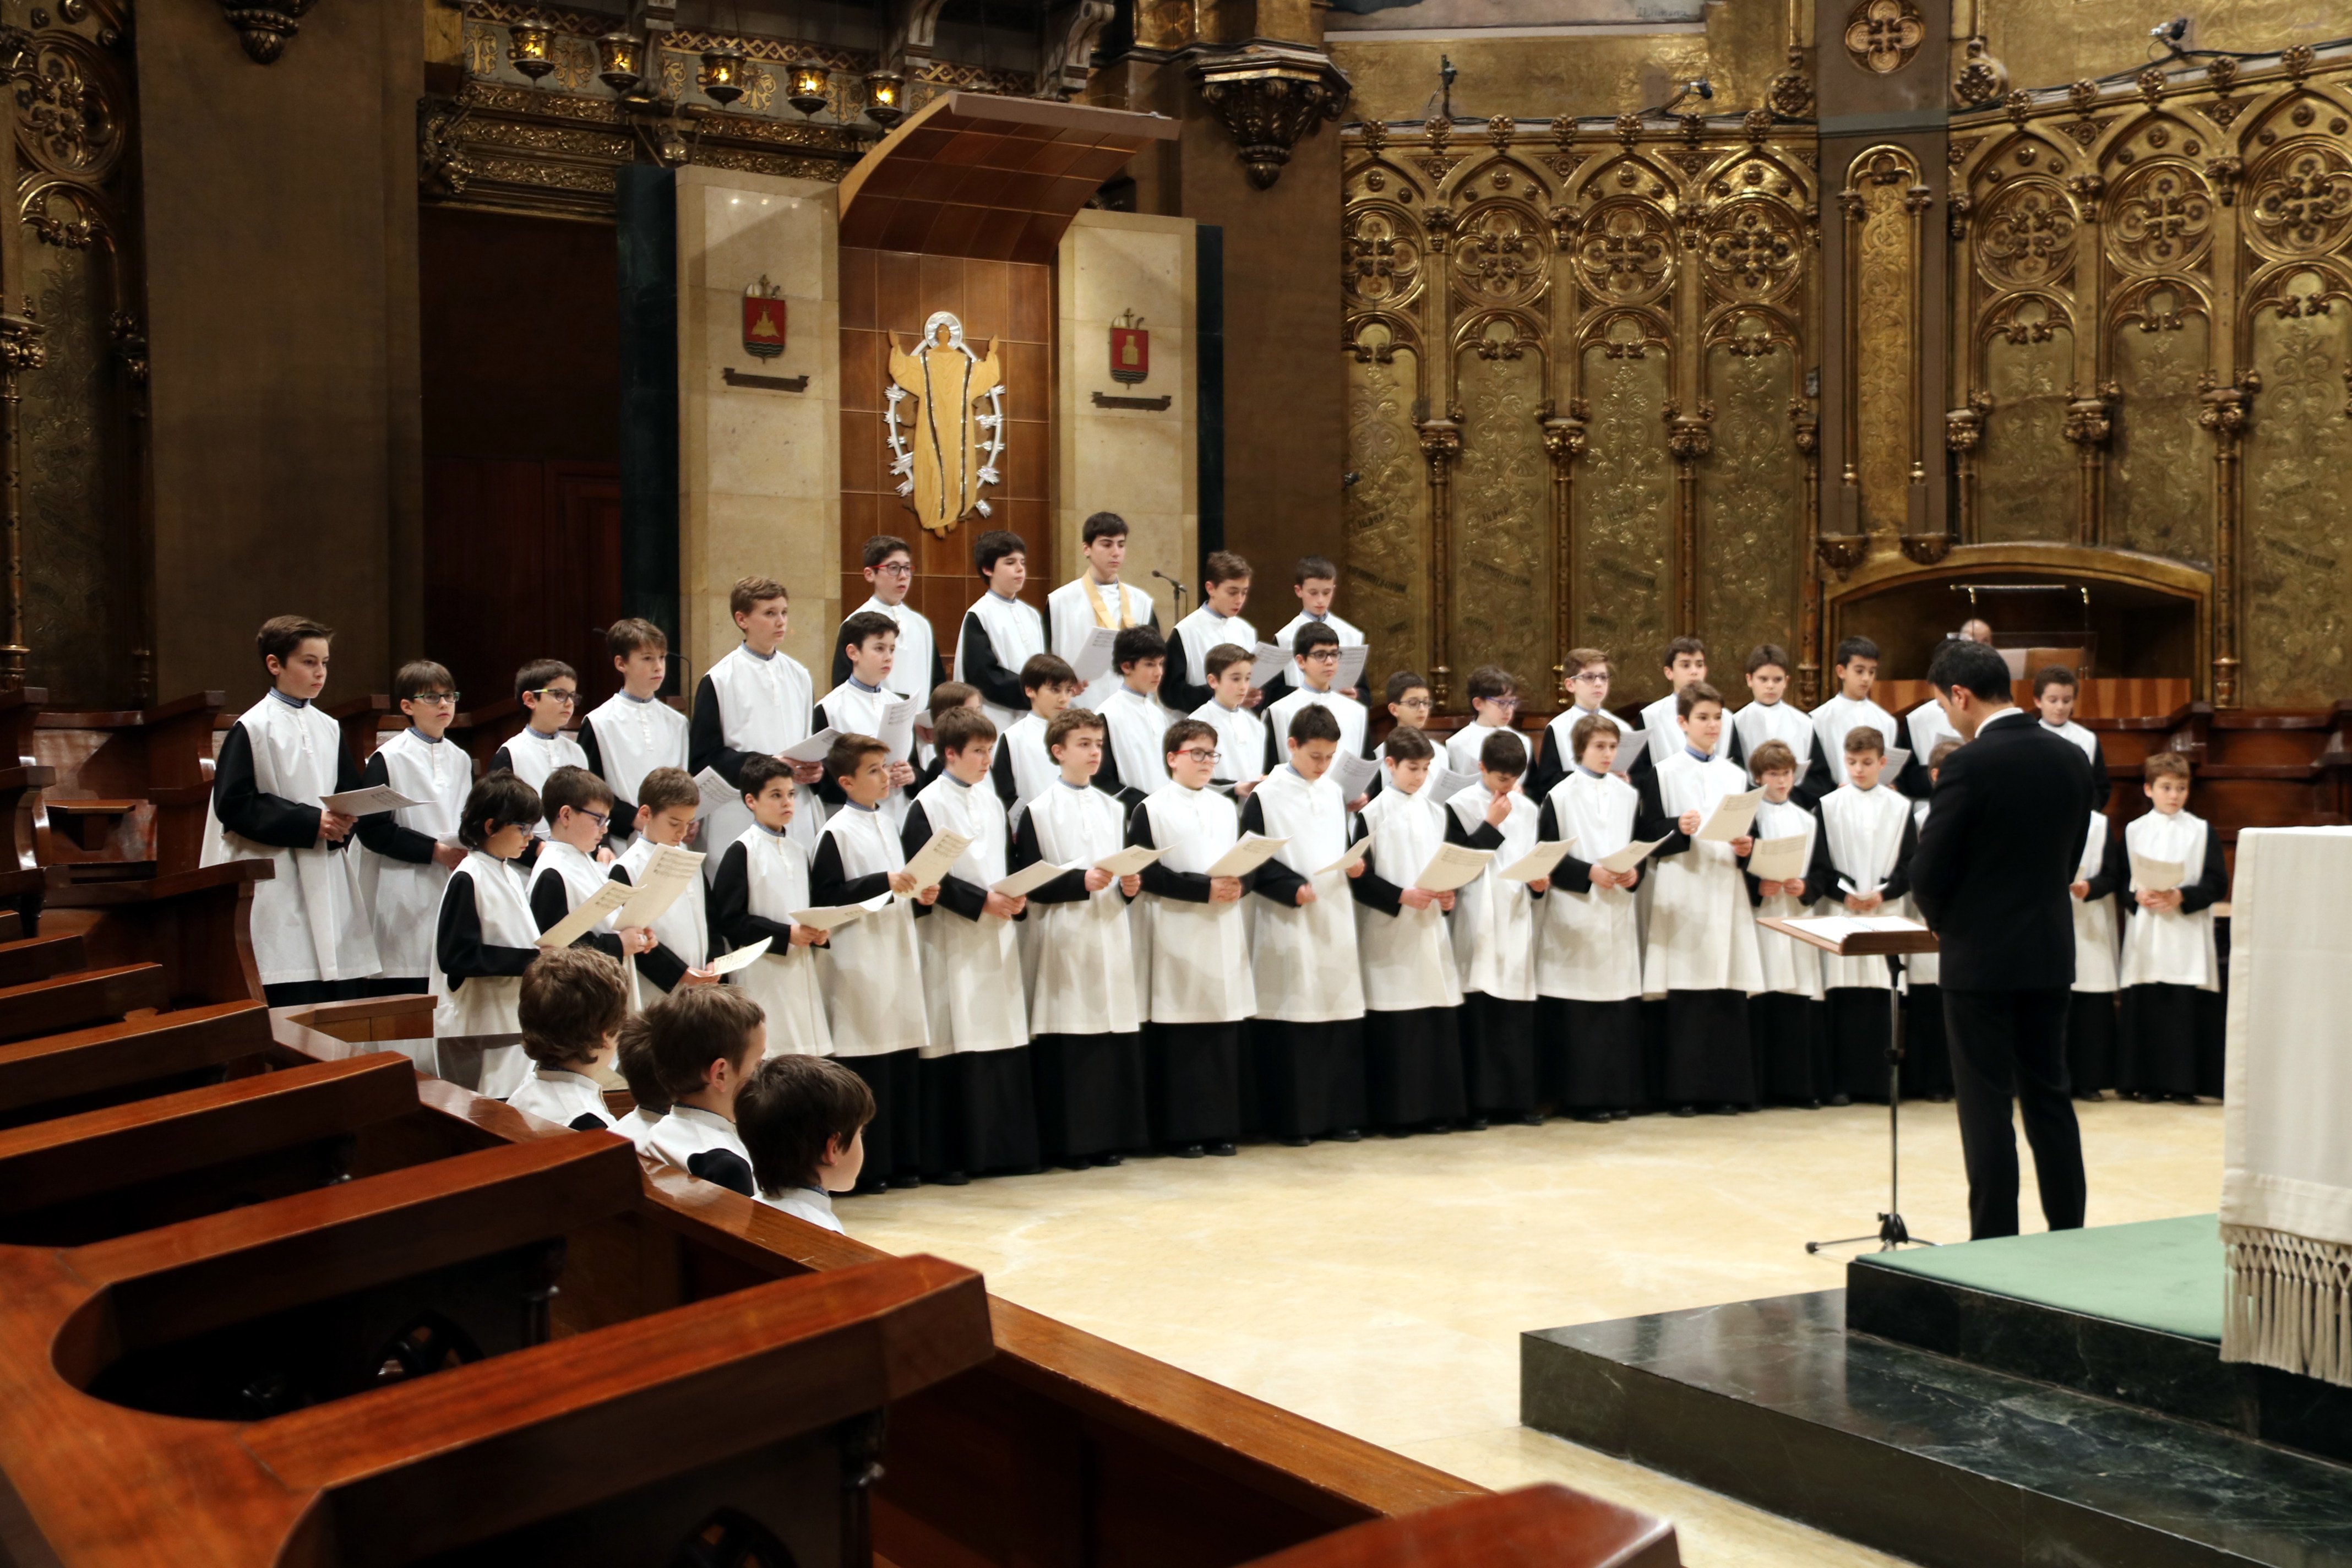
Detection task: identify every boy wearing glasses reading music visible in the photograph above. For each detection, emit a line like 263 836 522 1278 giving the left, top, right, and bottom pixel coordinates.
527 765 656 982
489 657 590 845
1530 649 1630 800
1445 665 1522 777
357 659 473 994
832 535 944 699
1263 621 1368 779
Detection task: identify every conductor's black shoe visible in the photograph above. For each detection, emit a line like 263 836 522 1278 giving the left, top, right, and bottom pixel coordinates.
1093 1151 1124 1167
1209 1140 1239 1157
1333 1128 1363 1142
1672 1104 1698 1118
933 1170 970 1186
1175 1142 1206 1158
1518 1111 1545 1126
1829 1093 1853 1107
1428 1118 1455 1133
1805 1098 1823 1110
2075 1090 2104 1102
853 1179 890 1197
1279 1136 1312 1148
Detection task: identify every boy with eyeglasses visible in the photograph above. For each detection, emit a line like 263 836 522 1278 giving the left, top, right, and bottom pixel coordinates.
1530 649 1630 800
1263 621 1368 785
833 533 945 699
489 657 590 846
1445 665 1521 776
357 659 473 995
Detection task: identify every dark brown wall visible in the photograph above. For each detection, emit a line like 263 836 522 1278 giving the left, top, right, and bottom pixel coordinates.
838 249 1054 640
137 0 421 704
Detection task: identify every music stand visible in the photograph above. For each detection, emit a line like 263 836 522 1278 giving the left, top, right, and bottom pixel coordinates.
1758 915 1942 1254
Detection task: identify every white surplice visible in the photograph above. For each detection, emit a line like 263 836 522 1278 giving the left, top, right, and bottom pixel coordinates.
1265 685 1368 763
427 850 535 1097
1543 705 1631 772
1538 770 1643 1003
703 642 821 862
582 689 689 825
202 693 379 988
1733 700 1815 775
1247 767 1366 1023
817 678 911 828
1022 780 1142 1037
815 803 929 1057
1446 721 1520 779
526 836 643 1011
1136 782 1256 1024
2121 808 2219 990
1193 698 1268 788
910 771 1029 1055
725 824 832 1055
1049 575 1155 711
359 726 467 979
1172 605 1256 687
1641 751 1763 998
1750 794 1823 999
1817 783 1913 990
1357 783 1460 1011
849 595 938 700
618 833 709 997
957 590 1047 732
1907 698 1960 766
508 1068 611 1130
1099 685 1174 793
1811 693 1899 772
1640 693 1730 764
1271 610 1364 651
1448 785 1543 1002
997 710 1058 814
640 1103 752 1184
2043 717 2101 769
1908 798 1940 985
2072 813 2121 994
498 725 590 838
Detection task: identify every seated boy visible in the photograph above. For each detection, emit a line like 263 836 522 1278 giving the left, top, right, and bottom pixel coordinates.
1010 708 1150 1167
1095 625 1175 801
508 946 631 1131
1239 703 1370 1145
710 755 833 1056
736 1054 878 1232
489 658 591 838
1741 738 1832 1107
581 618 689 847
1445 730 1550 1126
1816 725 1918 1104
609 766 718 998
636 986 767 1195
956 529 1048 730
356 658 469 994
1536 714 1646 1121
2117 752 2225 1102
811 732 941 1190
904 707 1040 1182
1350 724 1466 1134
1166 551 1259 714
1193 641 1270 798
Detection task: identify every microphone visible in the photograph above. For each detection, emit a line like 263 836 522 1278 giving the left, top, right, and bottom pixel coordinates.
1151 568 1191 616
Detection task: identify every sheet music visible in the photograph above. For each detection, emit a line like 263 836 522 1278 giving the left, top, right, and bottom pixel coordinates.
1245 641 1288 689
1424 764 1478 804
692 766 739 810
901 829 973 890
614 845 706 928
533 879 633 949
1608 741 1636 776
1413 843 1494 893
706 937 772 975
1205 834 1288 878
1334 645 1369 694
1785 914 1929 946
1884 745 1913 779
790 894 891 932
1696 786 1766 842
1596 835 1669 874
1327 750 1379 802
780 727 839 764
1746 833 1811 883
320 785 420 815
1316 834 1374 877
1069 626 1120 684
2130 852 2186 893
1093 845 1163 876
993 857 1080 899
879 698 919 764
1498 839 1575 883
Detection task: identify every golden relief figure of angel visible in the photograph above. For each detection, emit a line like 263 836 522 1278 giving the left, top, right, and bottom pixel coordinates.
886 311 1005 536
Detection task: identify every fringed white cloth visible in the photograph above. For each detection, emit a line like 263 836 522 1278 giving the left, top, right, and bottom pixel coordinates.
2219 826 2352 1387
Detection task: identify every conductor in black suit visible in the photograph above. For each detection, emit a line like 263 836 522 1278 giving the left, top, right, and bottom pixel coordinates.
1910 639 2098 1239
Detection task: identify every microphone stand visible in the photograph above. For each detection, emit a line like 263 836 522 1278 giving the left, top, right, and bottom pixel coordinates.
1151 569 1191 619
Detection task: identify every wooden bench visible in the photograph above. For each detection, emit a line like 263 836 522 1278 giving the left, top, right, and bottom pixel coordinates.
40 859 268 1005
0 1000 275 1128
0 963 168 1043
32 690 224 875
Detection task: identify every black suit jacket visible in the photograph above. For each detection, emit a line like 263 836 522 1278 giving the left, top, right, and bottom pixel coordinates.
1910 710 2097 992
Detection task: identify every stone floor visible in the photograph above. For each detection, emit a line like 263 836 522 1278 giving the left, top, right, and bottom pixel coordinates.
845 1094 2226 1568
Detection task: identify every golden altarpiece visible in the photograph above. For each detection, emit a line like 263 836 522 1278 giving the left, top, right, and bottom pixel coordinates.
1342 43 2352 709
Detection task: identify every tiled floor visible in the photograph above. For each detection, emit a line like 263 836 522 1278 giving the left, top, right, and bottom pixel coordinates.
844 1093 2226 1567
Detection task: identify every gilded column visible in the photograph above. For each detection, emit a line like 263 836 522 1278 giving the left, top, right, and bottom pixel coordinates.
2198 369 2256 710
0 306 47 690
1791 396 1822 706
1540 399 1588 700
1417 411 1462 707
2061 382 2116 548
1664 401 1714 633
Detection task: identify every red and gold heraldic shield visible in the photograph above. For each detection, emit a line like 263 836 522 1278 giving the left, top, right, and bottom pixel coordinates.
1109 324 1149 385
743 292 787 360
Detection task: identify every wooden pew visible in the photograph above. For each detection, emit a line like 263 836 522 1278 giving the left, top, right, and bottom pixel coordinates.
32 690 225 874
0 963 168 1043
0 930 83 987
41 859 268 1005
1248 1485 1677 1568
0 1000 274 1129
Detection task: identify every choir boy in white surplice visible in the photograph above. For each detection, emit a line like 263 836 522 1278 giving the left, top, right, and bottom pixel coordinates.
1536 715 1647 1121
1357 672 1436 805
356 660 470 993
1342 726 1462 1135
1530 649 1630 800
636 987 767 1198
902 709 1041 1182
1194 642 1270 799
580 618 689 848
1638 683 1763 1114
1446 729 1551 1124
1899 743 1958 1100
1446 665 1523 778
1816 726 1919 1103
527 768 654 1003
608 769 716 1002
2066 807 2125 1099
1906 696 1961 793
1807 636 1914 801
614 1019 669 1151
817 611 920 827
1050 513 1158 712
709 756 834 1058
1627 638 1723 797
1739 739 1834 1108
2033 666 2111 806
831 535 945 699
991 652 1077 812
1729 645 1819 803
735 1054 875 1233
957 530 1049 732
488 659 590 845
202 617 379 1004
690 576 826 865
1127 719 1259 1156
1009 709 1151 1168
1165 550 1260 714
506 946 630 1133
1263 554 1365 706
1239 703 1370 1144
1264 622 1369 776
428 774 543 1099
1093 626 1177 804
2118 754 2226 1101
810 734 940 1190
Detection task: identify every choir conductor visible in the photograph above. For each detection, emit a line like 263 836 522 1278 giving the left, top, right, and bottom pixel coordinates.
1910 638 2098 1240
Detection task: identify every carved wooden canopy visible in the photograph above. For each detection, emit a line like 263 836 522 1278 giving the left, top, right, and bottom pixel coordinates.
837 91 1176 262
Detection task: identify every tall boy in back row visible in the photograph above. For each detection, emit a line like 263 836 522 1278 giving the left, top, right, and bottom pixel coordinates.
834 534 945 699
692 576 825 859
581 618 690 843
1050 512 1158 711
956 529 1048 731
1266 555 1364 704
1164 551 1259 714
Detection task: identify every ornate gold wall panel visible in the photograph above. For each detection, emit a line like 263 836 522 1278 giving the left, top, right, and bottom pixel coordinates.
1342 114 1821 706
1342 334 1430 671
2241 271 2351 706
2106 297 2211 565
1844 146 1923 538
1975 308 2075 543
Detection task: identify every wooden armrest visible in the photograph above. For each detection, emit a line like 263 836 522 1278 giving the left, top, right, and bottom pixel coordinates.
0 1053 417 1214
246 1255 994 1562
62 1132 643 1363
0 932 86 987
1240 1486 1677 1568
0 963 170 1043
45 799 144 815
0 1000 270 1114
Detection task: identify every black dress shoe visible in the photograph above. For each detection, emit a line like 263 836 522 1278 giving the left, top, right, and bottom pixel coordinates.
1575 1109 1611 1124
1518 1111 1545 1126
1930 1092 1952 1103
1712 1103 1739 1116
1093 1151 1124 1167
1428 1119 1455 1133
1828 1093 1853 1107
1332 1128 1363 1142
890 1173 923 1189
933 1169 971 1186
1174 1142 1206 1158
853 1179 890 1197
2171 1093 2200 1106
1672 1104 1697 1117
1209 1140 1238 1156
1278 1135 1311 1148
1059 1157 1092 1172
1464 1117 1489 1131
1610 1107 1632 1120
1805 1098 1822 1110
